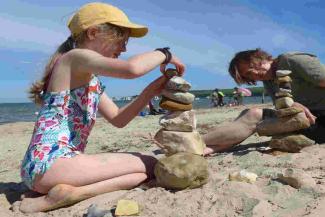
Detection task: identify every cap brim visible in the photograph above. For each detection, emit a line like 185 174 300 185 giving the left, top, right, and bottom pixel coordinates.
109 21 148 38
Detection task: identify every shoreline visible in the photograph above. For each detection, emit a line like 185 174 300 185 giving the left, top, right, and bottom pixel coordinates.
0 103 273 125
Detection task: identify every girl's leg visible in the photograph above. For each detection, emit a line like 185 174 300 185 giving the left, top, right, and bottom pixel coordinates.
19 152 157 213
20 173 147 213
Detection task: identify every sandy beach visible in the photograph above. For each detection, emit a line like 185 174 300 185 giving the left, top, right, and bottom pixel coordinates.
1 103 325 217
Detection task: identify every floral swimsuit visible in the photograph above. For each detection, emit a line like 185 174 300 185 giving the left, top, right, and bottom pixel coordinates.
20 75 105 189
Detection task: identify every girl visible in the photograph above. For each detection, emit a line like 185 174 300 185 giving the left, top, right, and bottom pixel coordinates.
19 2 185 213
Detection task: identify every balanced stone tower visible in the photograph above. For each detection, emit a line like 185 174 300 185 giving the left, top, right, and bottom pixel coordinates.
257 70 315 152
153 69 208 190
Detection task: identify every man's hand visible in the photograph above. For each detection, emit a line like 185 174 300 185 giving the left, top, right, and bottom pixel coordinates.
292 102 317 125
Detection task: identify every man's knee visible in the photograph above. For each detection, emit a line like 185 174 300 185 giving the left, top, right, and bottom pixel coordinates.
237 108 263 121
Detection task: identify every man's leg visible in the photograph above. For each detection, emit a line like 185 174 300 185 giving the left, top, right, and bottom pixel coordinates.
203 108 263 155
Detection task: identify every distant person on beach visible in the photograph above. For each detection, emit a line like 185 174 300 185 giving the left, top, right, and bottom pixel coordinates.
232 87 244 106
211 88 225 107
19 2 185 213
203 48 325 155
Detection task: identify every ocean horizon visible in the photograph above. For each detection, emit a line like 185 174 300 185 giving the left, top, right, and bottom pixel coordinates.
0 96 272 124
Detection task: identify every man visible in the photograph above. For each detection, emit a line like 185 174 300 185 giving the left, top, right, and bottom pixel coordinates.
203 48 325 155
211 88 225 107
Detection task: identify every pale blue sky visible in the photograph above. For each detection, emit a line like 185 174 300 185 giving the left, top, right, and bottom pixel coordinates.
0 0 324 102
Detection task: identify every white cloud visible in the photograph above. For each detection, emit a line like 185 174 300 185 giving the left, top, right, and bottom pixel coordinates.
0 15 67 52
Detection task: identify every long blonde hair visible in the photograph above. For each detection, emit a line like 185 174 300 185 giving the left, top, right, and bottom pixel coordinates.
29 23 129 105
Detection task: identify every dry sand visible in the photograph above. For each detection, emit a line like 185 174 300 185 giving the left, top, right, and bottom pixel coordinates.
1 104 325 217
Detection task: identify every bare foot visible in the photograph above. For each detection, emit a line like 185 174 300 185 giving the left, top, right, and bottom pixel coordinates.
203 146 229 156
19 184 81 213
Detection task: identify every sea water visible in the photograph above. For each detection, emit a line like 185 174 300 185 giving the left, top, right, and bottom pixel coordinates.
0 96 272 124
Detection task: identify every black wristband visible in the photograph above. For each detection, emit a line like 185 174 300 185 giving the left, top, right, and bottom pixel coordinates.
155 47 172 64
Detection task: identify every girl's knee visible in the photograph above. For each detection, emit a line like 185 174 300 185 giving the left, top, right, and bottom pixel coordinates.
32 175 51 194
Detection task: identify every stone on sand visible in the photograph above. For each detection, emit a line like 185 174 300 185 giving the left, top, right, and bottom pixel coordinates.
115 200 139 216
86 204 111 217
269 134 315 153
154 152 209 190
277 168 316 189
229 170 258 184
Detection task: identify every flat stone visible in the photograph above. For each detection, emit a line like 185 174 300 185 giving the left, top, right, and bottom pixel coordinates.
278 82 291 90
229 170 258 184
275 76 292 84
269 134 315 152
165 76 191 92
162 89 195 104
275 92 293 98
257 112 311 136
276 107 303 117
276 70 292 77
278 88 292 93
275 97 294 109
277 168 316 189
154 152 209 190
115 200 139 216
164 68 179 78
159 97 192 111
159 110 196 132
154 129 206 156
86 204 110 217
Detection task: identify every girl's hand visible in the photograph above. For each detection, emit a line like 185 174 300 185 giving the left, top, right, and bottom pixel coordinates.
292 102 316 125
160 54 185 76
143 76 169 97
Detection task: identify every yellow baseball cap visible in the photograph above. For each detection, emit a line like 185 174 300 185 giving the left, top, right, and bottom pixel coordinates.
68 2 148 38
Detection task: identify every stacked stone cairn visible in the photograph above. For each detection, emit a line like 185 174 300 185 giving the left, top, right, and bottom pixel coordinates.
256 70 315 152
153 69 208 190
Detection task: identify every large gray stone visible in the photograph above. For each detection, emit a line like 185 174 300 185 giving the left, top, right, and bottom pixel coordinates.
154 129 206 156
162 89 195 104
276 107 303 117
165 76 191 92
269 134 315 152
159 110 196 132
257 112 311 136
154 152 209 190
